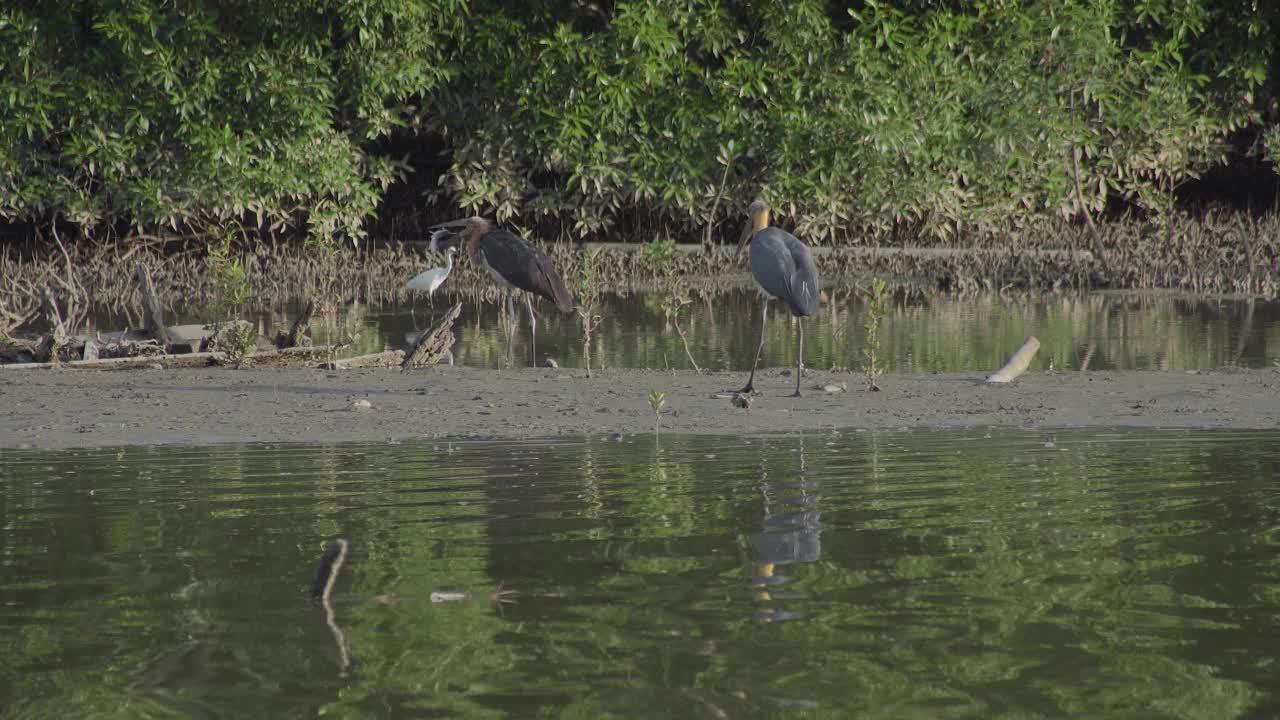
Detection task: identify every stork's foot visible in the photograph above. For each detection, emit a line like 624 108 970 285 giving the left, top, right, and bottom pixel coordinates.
734 383 756 395
790 391 802 398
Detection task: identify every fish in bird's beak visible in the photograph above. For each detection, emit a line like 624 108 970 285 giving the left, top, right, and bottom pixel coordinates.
429 229 451 253
735 216 753 259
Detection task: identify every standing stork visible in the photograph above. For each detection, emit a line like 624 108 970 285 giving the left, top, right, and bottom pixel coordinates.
432 217 575 366
736 199 820 397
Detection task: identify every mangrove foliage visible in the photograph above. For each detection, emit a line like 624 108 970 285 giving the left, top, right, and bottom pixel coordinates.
2 0 1278 245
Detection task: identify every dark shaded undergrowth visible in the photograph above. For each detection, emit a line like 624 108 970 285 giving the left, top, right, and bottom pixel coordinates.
2 213 1277 336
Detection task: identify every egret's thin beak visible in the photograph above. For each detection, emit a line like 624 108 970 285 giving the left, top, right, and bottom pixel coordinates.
734 218 752 259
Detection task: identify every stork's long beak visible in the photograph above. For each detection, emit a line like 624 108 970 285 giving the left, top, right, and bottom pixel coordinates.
734 217 752 259
427 218 472 232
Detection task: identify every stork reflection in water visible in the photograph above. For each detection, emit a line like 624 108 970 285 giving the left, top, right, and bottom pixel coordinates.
432 217 575 366
735 199 820 397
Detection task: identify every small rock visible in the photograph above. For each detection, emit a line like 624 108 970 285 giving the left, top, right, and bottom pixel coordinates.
543 357 559 368
732 393 752 410
351 398 373 410
820 382 847 393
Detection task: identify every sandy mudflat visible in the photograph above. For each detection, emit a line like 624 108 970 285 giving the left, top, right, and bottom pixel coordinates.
1 366 1277 450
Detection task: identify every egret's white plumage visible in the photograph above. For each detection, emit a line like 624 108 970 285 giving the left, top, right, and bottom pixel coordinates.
405 245 457 297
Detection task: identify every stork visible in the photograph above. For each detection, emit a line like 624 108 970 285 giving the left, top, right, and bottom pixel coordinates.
736 199 820 397
432 217 574 366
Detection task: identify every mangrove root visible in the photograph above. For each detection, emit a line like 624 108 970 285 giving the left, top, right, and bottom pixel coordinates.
278 299 316 349
134 262 169 348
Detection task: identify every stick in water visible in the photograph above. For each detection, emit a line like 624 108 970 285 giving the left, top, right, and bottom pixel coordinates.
311 538 351 674
986 336 1041 384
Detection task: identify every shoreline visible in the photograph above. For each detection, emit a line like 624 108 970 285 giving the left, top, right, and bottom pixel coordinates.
2 366 1277 450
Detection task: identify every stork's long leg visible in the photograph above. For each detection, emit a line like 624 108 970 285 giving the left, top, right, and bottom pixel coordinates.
504 290 516 368
792 319 803 398
524 294 538 366
737 298 768 394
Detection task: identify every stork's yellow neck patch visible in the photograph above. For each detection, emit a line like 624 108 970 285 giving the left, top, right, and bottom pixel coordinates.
751 209 770 234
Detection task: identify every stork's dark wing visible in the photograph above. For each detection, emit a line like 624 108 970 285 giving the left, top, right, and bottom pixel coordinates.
750 228 819 317
479 230 576 312
782 235 820 317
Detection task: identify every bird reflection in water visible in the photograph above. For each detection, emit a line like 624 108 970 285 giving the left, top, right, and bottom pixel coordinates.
750 436 821 623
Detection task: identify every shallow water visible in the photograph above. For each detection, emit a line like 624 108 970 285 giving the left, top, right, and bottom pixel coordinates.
345 291 1280 371
75 290 1280 372
3 429 1280 718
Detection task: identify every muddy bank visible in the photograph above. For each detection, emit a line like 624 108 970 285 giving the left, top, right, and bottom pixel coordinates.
1 367 1277 450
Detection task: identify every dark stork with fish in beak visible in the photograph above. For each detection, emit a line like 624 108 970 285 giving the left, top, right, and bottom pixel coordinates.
431 217 575 366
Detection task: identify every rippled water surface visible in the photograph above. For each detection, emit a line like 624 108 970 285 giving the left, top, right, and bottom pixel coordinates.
3 430 1280 718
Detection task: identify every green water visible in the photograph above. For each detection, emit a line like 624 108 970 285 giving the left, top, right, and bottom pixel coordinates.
371 291 1280 371
3 430 1280 718
97 290 1279 371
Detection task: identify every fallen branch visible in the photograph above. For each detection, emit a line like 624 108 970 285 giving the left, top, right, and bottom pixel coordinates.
1 345 341 370
319 349 405 370
987 336 1040 384
0 351 225 371
402 302 461 369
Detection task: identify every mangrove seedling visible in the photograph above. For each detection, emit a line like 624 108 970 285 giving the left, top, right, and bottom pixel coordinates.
577 247 604 378
662 285 701 374
643 236 677 276
206 232 256 367
219 322 258 368
862 277 888 391
324 300 366 367
648 387 666 433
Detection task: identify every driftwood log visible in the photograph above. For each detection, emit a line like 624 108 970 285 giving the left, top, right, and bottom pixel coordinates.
402 302 461 369
1 344 338 371
0 351 224 371
987 336 1041 383
319 350 405 370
